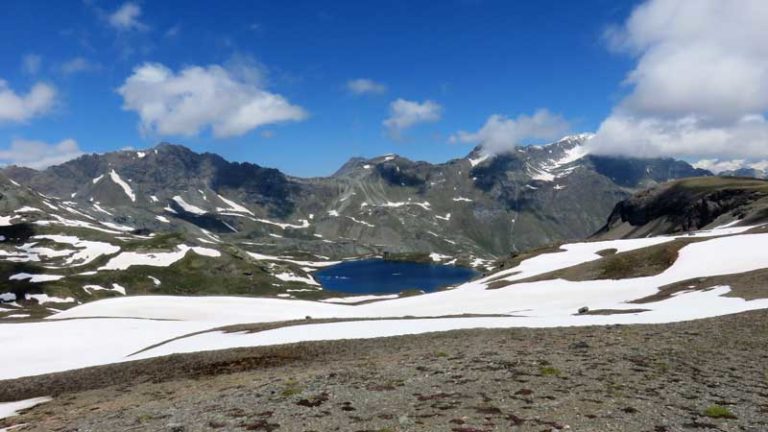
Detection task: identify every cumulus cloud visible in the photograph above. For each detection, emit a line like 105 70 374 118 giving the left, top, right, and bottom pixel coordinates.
383 98 442 138
108 2 147 31
590 114 768 159
117 62 307 138
589 0 768 162
21 54 42 75
450 109 570 155
0 138 82 169
693 158 768 174
346 78 387 95
0 79 57 123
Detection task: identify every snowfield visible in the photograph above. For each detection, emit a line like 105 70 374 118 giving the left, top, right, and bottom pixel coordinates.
2 226 768 380
0 397 52 421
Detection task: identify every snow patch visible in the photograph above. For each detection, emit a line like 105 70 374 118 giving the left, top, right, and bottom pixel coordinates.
0 397 51 420
83 284 126 295
429 252 452 262
14 207 42 213
99 221 134 232
0 216 18 226
216 194 254 215
468 154 489 167
274 272 319 286
9 273 64 283
98 245 220 271
172 196 206 215
246 252 340 267
109 170 136 202
26 294 74 304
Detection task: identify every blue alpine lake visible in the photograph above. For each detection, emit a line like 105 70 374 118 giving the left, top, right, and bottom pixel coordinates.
314 259 478 295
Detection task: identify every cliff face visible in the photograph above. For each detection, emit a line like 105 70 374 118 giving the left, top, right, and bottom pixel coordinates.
594 177 768 239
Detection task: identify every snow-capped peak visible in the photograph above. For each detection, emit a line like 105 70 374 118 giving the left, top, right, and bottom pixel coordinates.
528 137 590 182
555 133 595 144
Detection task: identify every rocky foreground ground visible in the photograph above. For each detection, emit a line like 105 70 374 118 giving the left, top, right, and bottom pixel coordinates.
2 310 768 432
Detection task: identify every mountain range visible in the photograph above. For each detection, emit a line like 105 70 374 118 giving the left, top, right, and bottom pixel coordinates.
0 135 722 317
2 134 711 256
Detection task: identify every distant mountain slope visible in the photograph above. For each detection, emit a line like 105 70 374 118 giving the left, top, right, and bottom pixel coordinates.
594 176 768 240
1 136 712 258
720 167 768 179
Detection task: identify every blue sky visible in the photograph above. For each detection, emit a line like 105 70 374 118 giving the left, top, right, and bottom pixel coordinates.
2 0 765 176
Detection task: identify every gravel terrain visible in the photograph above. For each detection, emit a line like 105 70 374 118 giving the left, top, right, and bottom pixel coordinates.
2 310 768 432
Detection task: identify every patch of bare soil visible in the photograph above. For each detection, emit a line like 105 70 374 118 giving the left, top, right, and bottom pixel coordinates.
3 310 768 432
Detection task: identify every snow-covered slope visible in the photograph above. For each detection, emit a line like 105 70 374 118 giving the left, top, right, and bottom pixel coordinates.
2 223 767 380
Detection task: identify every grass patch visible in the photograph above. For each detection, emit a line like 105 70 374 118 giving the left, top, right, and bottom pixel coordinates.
382 251 431 263
675 176 768 193
539 366 561 377
703 404 736 419
280 380 303 397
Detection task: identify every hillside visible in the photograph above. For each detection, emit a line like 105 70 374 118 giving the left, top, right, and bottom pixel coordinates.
2 218 766 380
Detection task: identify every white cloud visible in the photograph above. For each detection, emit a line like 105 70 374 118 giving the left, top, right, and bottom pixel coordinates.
0 79 57 123
0 138 82 169
450 109 570 156
117 62 307 138
383 98 442 138
21 54 42 75
346 78 387 95
692 159 746 174
590 0 768 161
693 158 768 174
590 114 768 159
60 57 101 75
108 2 147 31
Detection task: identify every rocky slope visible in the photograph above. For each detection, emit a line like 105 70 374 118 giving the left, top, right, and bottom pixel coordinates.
594 177 768 239
3 310 767 432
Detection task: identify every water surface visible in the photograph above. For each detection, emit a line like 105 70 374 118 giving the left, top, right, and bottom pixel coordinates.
315 259 478 295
